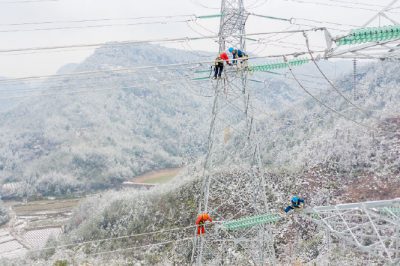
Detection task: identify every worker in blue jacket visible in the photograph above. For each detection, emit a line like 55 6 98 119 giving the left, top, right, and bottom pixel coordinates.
284 196 305 213
228 47 247 65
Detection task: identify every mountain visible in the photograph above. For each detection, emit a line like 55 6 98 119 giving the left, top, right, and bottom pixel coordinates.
56 63 79 75
0 44 214 197
15 60 398 265
1 49 399 265
0 44 304 198
0 77 31 113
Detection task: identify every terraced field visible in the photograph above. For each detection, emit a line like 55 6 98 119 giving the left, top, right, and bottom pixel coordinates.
0 197 82 259
0 229 27 259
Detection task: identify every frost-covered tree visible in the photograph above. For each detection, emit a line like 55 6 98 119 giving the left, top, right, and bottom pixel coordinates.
0 200 9 226
0 44 216 196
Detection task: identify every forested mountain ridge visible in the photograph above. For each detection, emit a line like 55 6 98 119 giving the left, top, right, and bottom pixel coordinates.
0 44 213 197
4 60 397 265
1 44 399 264
0 44 302 198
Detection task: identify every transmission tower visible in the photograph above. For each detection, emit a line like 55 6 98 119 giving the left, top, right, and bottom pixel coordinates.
307 198 400 264
191 0 275 265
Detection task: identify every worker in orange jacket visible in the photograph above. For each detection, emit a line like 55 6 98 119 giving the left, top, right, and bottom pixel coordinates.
195 213 213 235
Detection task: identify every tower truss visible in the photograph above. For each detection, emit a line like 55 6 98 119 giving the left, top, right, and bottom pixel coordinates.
191 0 275 265
307 198 400 264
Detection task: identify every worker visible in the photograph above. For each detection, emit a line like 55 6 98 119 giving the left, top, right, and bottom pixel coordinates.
228 47 247 65
195 213 213 235
213 51 232 79
284 196 305 213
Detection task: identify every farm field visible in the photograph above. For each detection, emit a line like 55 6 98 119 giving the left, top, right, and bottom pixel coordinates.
130 168 182 184
0 197 85 259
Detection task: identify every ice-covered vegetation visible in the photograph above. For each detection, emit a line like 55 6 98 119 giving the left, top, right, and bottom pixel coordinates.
0 45 215 198
52 59 399 264
1 44 399 264
0 200 9 226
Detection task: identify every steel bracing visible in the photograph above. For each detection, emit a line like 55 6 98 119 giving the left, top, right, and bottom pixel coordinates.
191 0 275 265
307 198 400 264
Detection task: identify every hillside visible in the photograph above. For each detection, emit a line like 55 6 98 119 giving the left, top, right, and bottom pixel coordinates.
2 59 398 265
0 44 214 198
0 43 307 199
0 78 31 113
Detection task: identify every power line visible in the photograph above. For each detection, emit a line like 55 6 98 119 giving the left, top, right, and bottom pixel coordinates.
0 39 188 56
28 208 238 255
304 32 371 116
91 232 260 257
290 21 352 33
0 0 58 3
185 20 216 40
0 14 223 33
0 84 192 100
303 32 399 130
281 0 385 12
249 13 354 33
91 237 193 256
3 56 396 106
0 65 280 100
292 17 359 28
0 18 194 33
0 28 324 54
0 60 214 84
31 224 199 253
298 0 389 9
284 56 378 132
246 0 270 9
0 74 338 134
0 14 195 27
0 51 327 84
0 74 212 100
189 0 220 10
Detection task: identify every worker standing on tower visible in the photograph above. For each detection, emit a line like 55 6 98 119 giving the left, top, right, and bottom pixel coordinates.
213 51 232 79
195 213 213 235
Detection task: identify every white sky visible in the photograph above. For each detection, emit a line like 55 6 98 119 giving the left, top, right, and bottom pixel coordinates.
0 0 397 78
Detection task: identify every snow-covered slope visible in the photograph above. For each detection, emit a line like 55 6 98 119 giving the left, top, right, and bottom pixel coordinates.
0 44 302 198
29 60 399 265
0 77 31 113
0 44 213 196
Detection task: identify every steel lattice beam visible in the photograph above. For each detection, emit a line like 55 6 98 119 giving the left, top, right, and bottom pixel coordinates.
191 0 275 265
307 198 400 264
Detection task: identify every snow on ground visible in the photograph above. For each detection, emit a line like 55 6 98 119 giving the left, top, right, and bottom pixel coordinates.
23 227 62 249
0 229 27 259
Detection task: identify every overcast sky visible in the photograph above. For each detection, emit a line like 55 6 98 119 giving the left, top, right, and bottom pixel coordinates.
0 0 397 77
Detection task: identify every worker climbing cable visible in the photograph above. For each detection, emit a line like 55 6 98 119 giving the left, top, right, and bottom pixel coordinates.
284 196 305 213
213 51 232 79
195 213 213 235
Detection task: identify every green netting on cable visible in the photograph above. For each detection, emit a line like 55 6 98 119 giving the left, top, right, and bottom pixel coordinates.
192 76 210 81
379 207 400 216
197 14 223 19
222 213 281 230
337 25 400 46
248 58 309 72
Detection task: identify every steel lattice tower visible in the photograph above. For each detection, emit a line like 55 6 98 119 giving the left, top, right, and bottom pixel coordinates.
191 0 275 265
307 198 400 264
